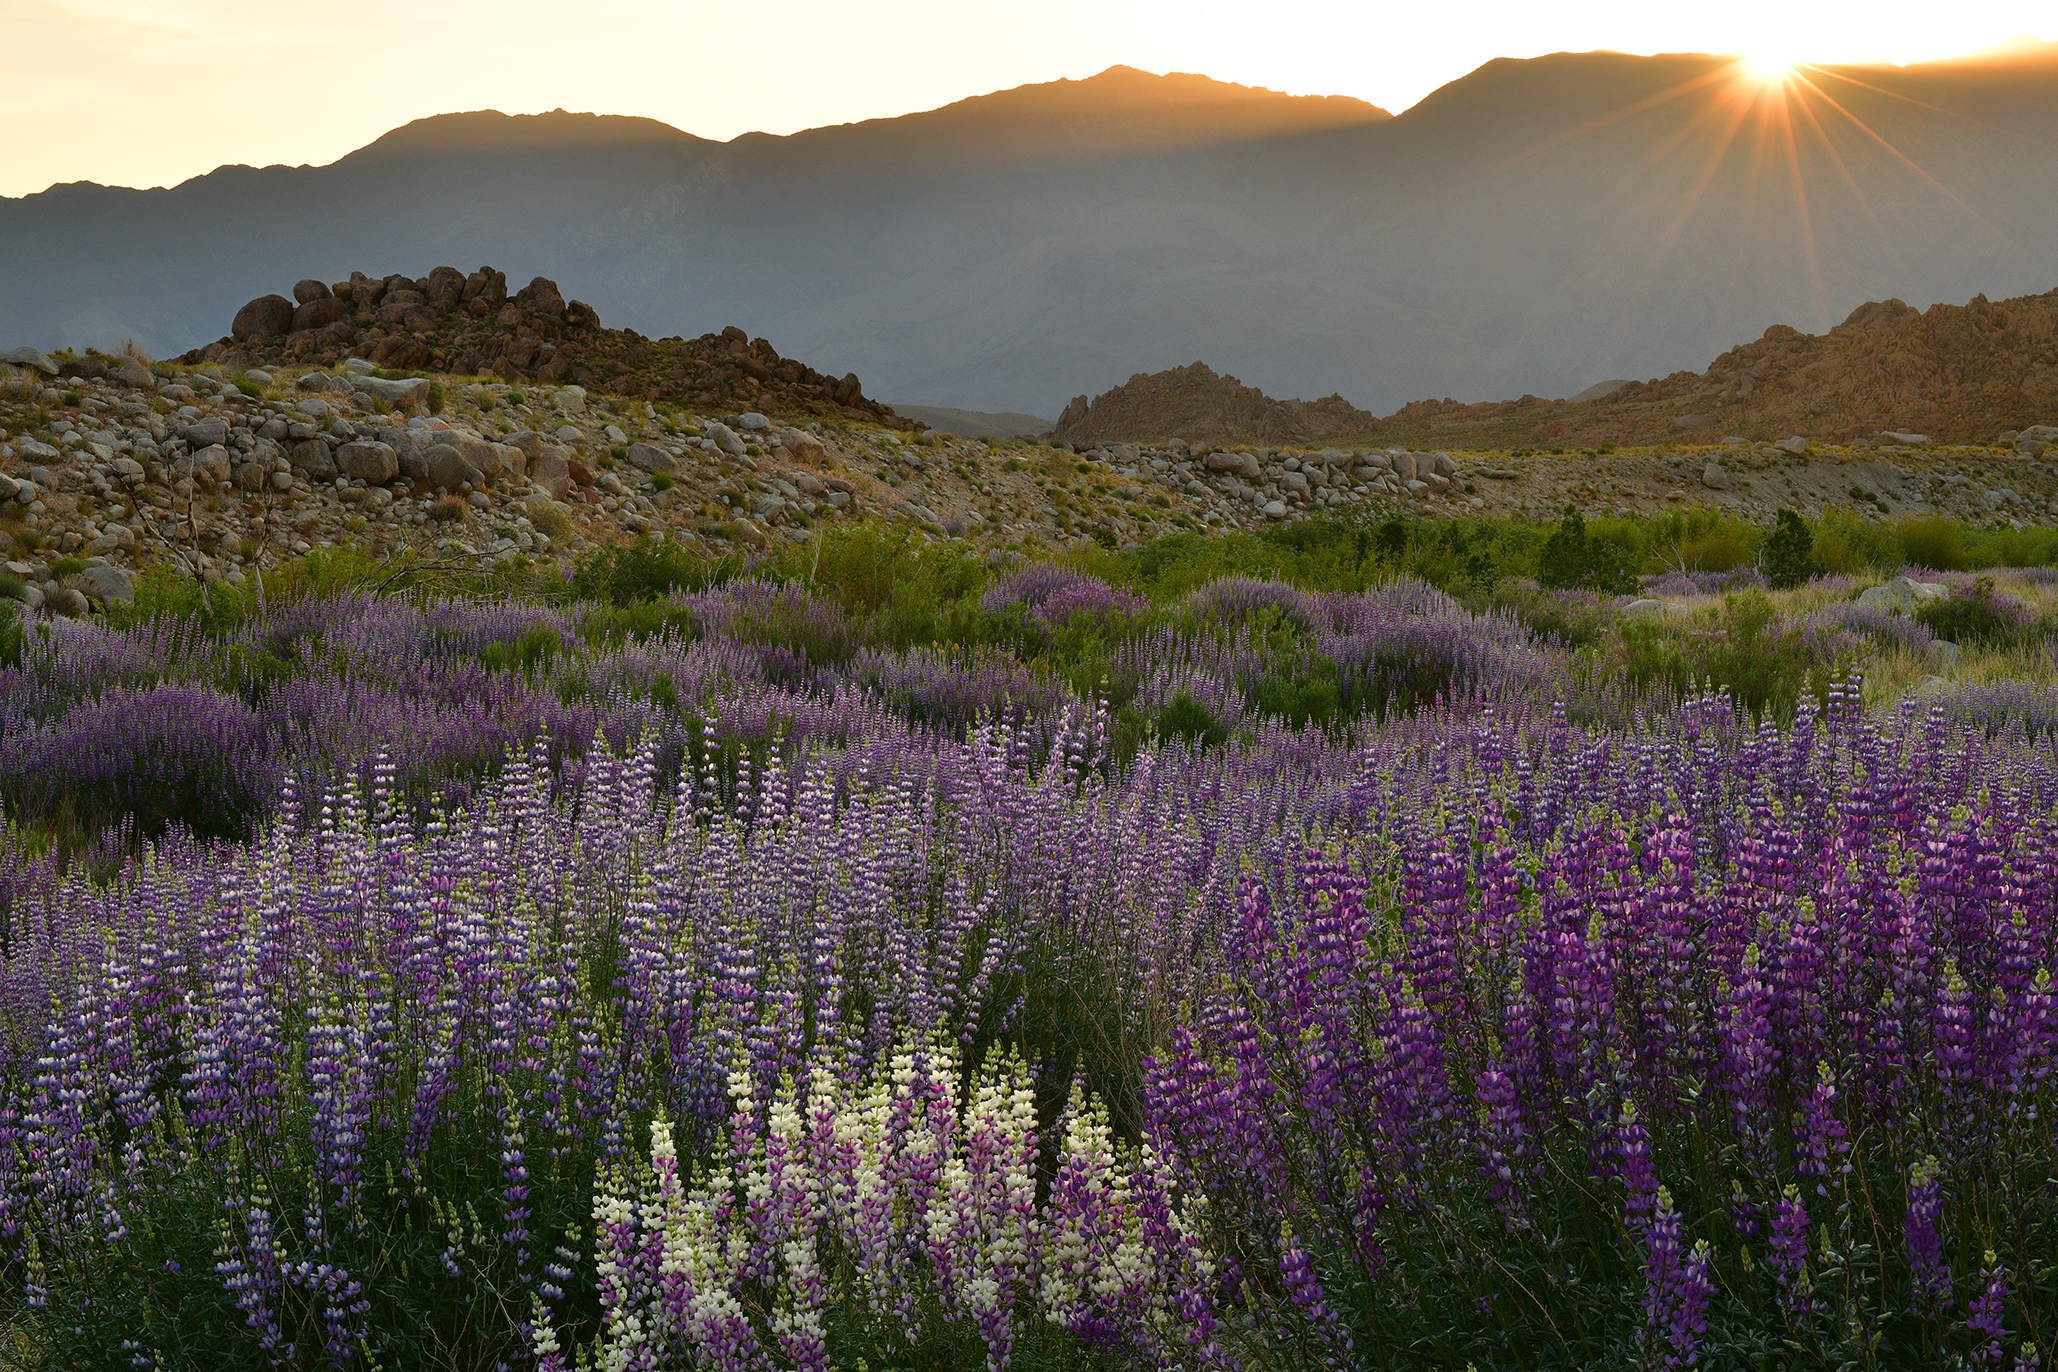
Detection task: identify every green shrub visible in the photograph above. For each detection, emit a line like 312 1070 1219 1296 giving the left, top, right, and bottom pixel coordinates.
478 622 563 677
1537 506 1637 594
1898 516 1967 571
574 538 740 604
530 503 572 540
1761 508 1814 589
1916 576 2026 648
1695 590 1849 721
1154 692 1228 748
1813 507 1897 575
426 379 447 415
1647 506 1758 574
0 602 21 670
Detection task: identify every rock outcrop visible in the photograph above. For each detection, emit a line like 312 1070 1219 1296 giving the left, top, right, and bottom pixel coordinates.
1053 362 1380 448
185 268 910 429
1377 286 2058 449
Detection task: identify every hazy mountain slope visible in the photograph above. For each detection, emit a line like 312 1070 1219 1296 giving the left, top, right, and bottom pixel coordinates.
4 51 2055 419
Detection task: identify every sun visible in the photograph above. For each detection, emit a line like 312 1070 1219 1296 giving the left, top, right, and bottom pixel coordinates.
1737 51 1799 86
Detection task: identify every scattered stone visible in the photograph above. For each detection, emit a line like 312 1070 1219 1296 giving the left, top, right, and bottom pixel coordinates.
289 438 337 481
422 444 482 492
48 587 90 618
555 387 587 415
340 373 427 406
180 418 229 448
736 412 771 431
432 430 502 479
1774 435 1809 455
1701 462 1732 490
704 422 746 456
1878 431 1932 446
1855 576 1949 612
76 563 136 612
2 347 57 376
335 441 399 484
624 442 676 475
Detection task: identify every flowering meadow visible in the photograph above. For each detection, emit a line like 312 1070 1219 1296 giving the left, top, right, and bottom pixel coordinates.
2 550 2057 1370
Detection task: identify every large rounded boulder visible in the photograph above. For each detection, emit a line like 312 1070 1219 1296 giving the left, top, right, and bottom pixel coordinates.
231 295 296 342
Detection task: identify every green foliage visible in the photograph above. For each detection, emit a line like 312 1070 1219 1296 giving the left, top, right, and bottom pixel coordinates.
1482 580 1609 650
105 564 250 634
426 379 447 415
1248 659 1347 730
1916 575 2025 649
650 472 674 492
1762 508 1815 589
477 622 563 677
1701 590 1842 721
1537 505 1637 594
772 525 987 646
1646 506 1759 574
530 502 572 540
1899 516 1969 572
1154 691 1228 749
573 537 740 605
1813 507 1898 575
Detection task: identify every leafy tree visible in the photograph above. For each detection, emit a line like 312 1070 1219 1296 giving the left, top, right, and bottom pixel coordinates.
1537 505 1636 594
1762 508 1815 589
1375 516 1408 565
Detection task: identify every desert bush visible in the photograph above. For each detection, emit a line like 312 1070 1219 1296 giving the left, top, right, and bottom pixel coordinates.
1537 505 1637 594
1761 507 1815 588
1916 575 2035 648
1898 515 1969 571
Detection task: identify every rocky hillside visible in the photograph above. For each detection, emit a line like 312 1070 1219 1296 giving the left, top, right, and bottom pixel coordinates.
1059 287 2058 451
1053 363 1380 448
4 281 2057 621
182 267 907 428
1383 287 2058 448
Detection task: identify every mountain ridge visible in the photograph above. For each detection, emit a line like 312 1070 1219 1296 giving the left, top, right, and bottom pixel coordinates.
5 52 2057 420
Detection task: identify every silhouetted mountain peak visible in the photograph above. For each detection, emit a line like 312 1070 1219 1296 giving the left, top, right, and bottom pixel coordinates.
351 108 706 162
750 64 1391 170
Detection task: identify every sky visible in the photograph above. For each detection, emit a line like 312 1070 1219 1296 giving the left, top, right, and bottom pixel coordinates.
2 0 2050 199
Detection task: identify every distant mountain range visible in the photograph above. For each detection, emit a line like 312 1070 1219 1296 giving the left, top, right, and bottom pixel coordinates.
5 48 2057 419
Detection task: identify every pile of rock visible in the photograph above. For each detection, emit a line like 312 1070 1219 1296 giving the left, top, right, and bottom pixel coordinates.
182 267 909 429
0 342 905 612
1060 438 1461 521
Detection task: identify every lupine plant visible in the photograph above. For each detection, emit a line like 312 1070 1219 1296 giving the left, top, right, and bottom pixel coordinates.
0 569 2055 1370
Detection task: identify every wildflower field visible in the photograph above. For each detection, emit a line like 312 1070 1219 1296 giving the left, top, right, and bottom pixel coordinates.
4 522 2058 1370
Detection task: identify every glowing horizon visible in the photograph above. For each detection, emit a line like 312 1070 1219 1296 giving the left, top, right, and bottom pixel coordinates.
0 0 2049 199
